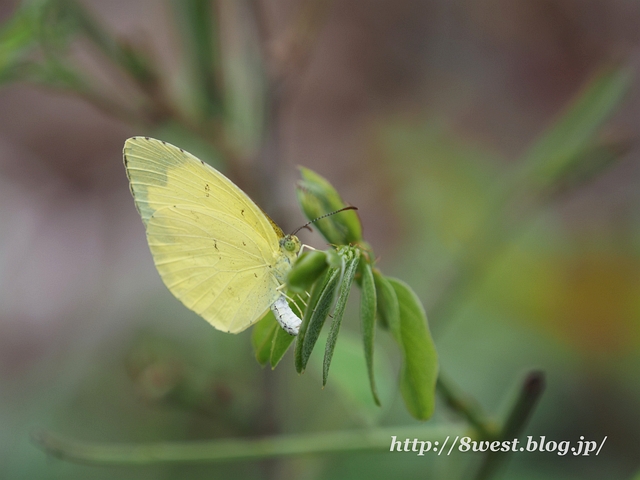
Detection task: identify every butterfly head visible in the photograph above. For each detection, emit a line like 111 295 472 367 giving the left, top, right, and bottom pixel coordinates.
280 234 301 255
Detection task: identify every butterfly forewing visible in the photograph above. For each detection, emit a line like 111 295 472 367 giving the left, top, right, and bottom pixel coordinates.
124 137 286 333
124 137 279 247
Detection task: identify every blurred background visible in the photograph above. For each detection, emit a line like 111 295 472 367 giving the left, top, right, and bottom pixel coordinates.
1 0 639 479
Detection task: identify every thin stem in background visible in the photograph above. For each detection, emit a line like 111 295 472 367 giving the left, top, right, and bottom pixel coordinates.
32 424 468 465
473 371 546 480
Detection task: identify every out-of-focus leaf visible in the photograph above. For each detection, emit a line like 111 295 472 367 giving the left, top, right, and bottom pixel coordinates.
520 65 632 187
297 166 362 244
389 277 438 420
325 248 343 268
287 250 328 294
251 312 278 367
172 0 223 119
0 2 39 83
548 136 633 196
39 0 77 44
300 267 343 371
219 2 265 153
373 269 401 343
360 261 380 405
323 248 360 385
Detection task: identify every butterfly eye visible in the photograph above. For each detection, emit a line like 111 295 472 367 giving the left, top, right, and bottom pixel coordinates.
281 235 300 253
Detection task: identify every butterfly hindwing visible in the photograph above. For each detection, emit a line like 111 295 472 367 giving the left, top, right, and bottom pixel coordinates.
146 206 280 332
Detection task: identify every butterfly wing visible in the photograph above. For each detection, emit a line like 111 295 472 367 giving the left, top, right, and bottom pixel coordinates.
124 137 283 333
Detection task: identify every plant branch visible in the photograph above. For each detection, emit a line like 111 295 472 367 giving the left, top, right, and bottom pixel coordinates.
436 373 498 440
473 370 546 480
32 424 468 466
428 66 631 330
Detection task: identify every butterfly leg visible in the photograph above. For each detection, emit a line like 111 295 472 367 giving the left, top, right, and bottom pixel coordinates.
298 244 317 256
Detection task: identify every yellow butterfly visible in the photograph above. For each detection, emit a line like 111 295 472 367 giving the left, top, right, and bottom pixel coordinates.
123 137 302 335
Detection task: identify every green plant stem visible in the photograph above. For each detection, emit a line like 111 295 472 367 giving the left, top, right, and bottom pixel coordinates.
473 370 546 480
173 0 223 119
63 0 158 88
498 370 545 441
32 424 468 466
436 373 498 440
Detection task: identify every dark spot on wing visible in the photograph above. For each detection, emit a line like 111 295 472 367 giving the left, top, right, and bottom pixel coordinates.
144 136 149 140
179 148 184 153
241 209 245 216
254 273 257 278
242 241 246 246
205 184 210 197
214 240 219 251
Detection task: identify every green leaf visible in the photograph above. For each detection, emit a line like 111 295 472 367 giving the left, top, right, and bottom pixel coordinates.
270 296 305 368
547 136 632 196
172 0 223 119
520 65 633 187
287 250 328 294
270 324 296 369
294 268 326 373
297 167 362 244
360 261 380 405
373 269 401 343
0 2 39 83
251 312 278 367
299 264 342 373
323 248 360 385
388 277 438 421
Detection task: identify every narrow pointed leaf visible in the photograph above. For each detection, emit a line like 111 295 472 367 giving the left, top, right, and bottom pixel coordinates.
388 277 438 420
297 265 342 372
360 261 380 405
520 65 632 186
294 268 331 373
323 248 360 385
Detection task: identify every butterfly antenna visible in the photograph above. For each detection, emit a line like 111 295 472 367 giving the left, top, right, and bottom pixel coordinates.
291 206 358 236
